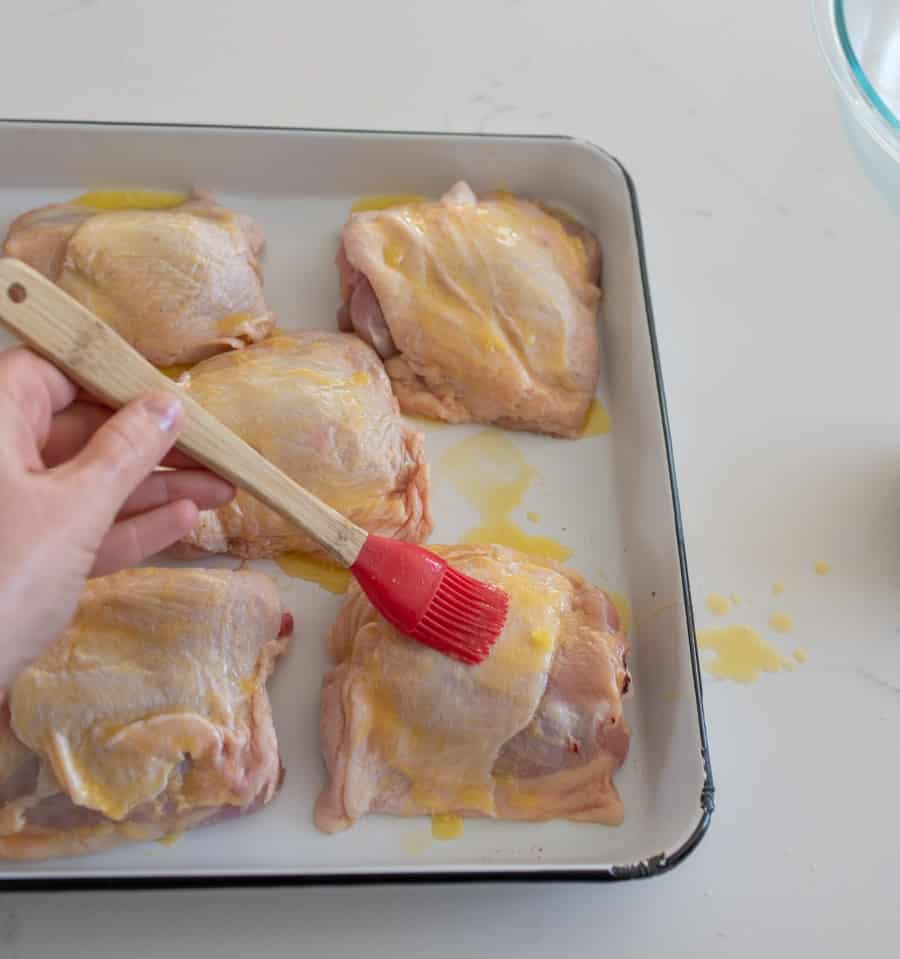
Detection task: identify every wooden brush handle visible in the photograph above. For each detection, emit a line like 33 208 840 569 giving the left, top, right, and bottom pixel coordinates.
0 258 367 567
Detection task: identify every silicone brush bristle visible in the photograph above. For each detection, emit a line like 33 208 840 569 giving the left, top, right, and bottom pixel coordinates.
350 536 509 664
412 565 509 664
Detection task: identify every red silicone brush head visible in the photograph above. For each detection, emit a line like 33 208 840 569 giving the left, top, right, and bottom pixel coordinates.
350 536 509 664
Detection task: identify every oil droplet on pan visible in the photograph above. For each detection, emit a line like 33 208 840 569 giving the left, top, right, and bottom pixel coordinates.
431 813 464 840
769 612 794 634
580 398 612 437
814 560 831 575
401 830 433 854
772 581 785 596
705 593 731 616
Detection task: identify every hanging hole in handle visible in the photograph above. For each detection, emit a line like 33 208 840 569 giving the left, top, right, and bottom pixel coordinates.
7 283 26 304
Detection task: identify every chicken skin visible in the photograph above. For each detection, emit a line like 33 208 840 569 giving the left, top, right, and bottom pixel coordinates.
315 544 629 833
337 183 602 437
3 190 273 365
0 568 291 861
177 331 432 560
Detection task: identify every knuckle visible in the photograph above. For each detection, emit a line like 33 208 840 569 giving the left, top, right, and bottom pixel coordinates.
0 346 35 380
157 471 175 502
124 520 146 565
99 416 145 471
0 349 46 411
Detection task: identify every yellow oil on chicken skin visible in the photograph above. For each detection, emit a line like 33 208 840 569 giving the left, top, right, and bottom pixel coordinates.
72 189 190 210
315 544 630 834
0 568 291 861
2 189 273 366
337 182 602 437
351 194 427 213
176 332 432 560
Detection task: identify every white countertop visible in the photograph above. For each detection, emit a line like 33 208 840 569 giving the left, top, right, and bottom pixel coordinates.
1 1 897 955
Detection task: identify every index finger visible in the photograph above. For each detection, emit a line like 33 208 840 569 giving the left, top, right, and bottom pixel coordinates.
44 400 203 470
68 386 200 469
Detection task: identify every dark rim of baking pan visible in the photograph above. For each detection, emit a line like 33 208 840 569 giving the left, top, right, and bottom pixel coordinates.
0 119 714 891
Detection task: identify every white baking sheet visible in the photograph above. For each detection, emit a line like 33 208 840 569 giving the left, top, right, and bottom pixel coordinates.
0 123 711 883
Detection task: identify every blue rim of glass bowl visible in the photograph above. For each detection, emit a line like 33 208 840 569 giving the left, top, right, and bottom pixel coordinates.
834 0 900 132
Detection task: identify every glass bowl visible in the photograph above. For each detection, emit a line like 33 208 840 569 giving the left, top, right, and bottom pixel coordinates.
814 0 900 210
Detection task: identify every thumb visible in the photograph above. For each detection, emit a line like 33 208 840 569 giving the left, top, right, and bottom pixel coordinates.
62 392 184 528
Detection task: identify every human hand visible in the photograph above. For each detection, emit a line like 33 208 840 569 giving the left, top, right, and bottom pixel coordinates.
0 347 235 690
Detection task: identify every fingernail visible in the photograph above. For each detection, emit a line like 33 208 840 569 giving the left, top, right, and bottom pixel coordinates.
143 394 181 432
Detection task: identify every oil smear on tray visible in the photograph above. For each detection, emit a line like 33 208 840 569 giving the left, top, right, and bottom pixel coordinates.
439 429 572 562
580 398 612 437
276 553 351 594
432 813 464 840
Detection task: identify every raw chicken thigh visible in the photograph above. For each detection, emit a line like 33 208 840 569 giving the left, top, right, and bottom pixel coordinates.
0 568 291 861
3 190 273 365
178 331 432 559
337 183 602 437
315 544 629 833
